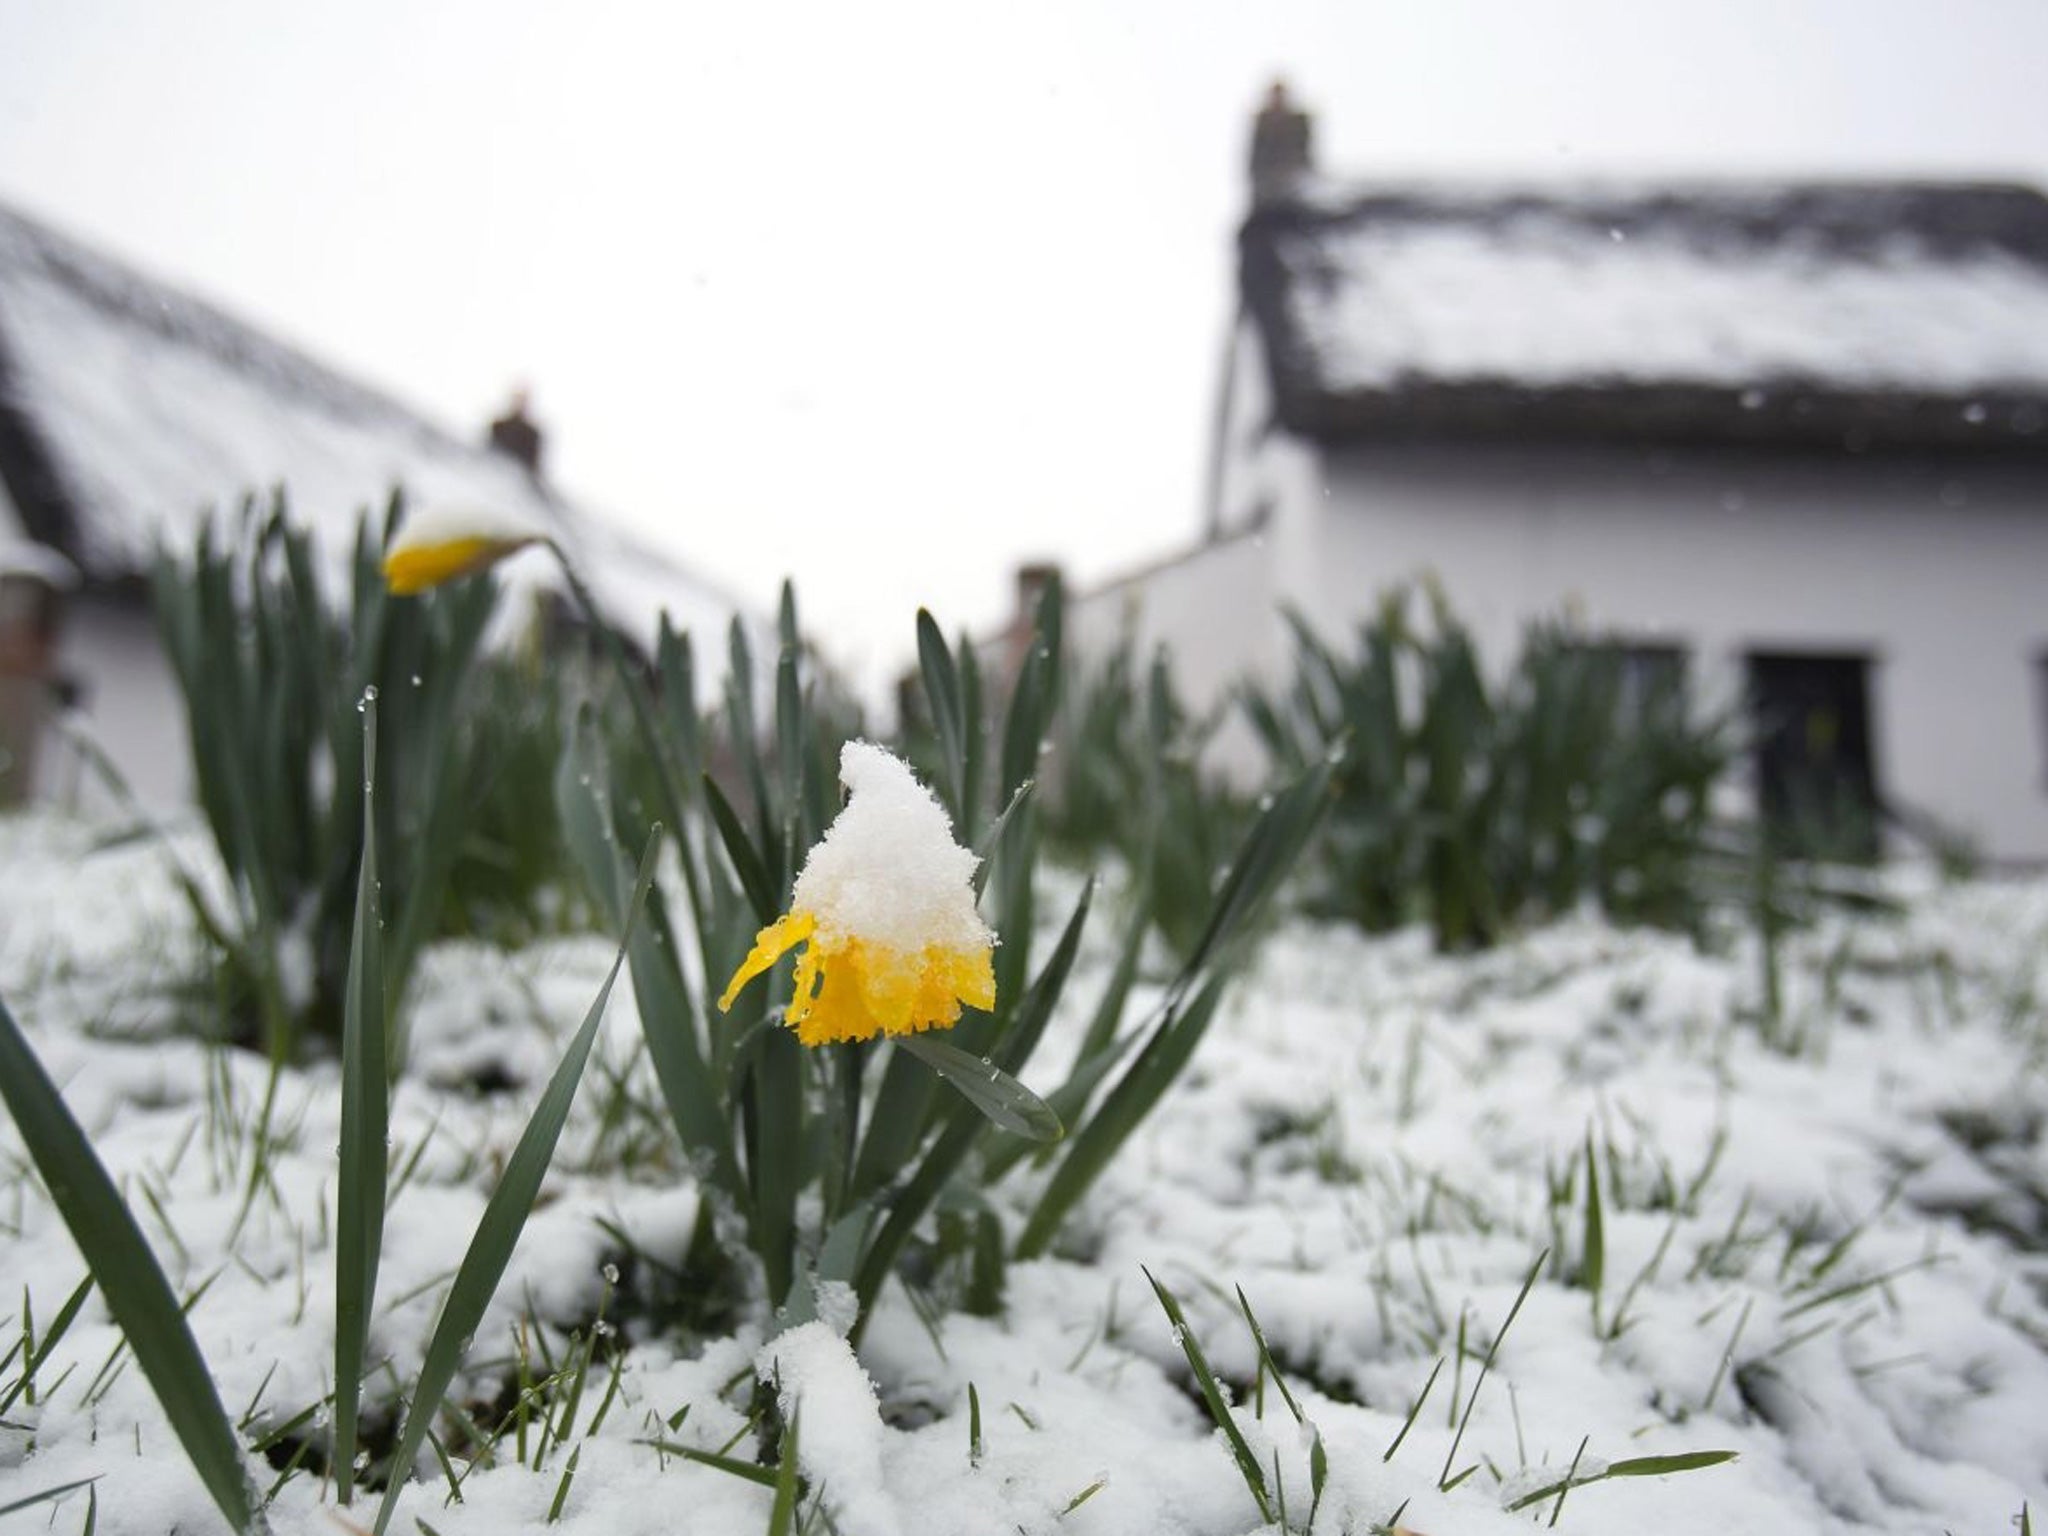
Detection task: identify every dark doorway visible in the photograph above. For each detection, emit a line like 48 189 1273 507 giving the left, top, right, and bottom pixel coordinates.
1746 651 1880 858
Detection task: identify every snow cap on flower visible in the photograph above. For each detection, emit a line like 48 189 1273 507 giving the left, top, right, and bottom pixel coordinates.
717 741 996 1046
793 742 990 954
381 503 546 594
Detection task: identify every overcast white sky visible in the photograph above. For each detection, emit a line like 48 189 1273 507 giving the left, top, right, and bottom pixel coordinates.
4 0 2046 693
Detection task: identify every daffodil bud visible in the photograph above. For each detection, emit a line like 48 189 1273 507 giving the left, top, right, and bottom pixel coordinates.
381 504 545 594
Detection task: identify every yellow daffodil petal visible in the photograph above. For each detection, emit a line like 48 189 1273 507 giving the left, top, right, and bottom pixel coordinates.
716 910 816 1013
718 916 997 1048
713 742 998 1047
776 931 994 1047
381 533 539 595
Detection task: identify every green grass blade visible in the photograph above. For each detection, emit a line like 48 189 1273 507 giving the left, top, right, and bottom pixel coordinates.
1234 1285 1305 1425
704 772 780 926
1548 1434 1592 1525
781 1206 877 1332
0 1476 100 1519
971 780 1037 902
898 1036 1063 1143
555 713 735 1189
1074 905 1147 1065
1144 1269 1269 1524
554 707 626 928
740 1022 806 1310
623 887 732 1175
850 803 1065 1201
1603 1450 1739 1478
998 634 1050 811
0 996 258 1533
1014 972 1228 1260
547 549 693 854
774 640 804 887
372 834 661 1536
724 618 777 853
1384 1356 1444 1462
546 1443 580 1523
988 815 1041 1047
1309 1427 1328 1524
766 1409 801 1536
1505 1447 1737 1513
846 1046 943 1205
983 877 1092 1086
1060 1479 1107 1517
1581 1131 1605 1302
0 1273 92 1418
848 887 1092 1333
1005 755 1330 1261
652 621 716 949
636 1440 780 1489
657 622 706 790
1440 1248 1546 1491
980 903 1140 1188
1177 755 1334 985
916 609 967 823
958 635 986 845
334 696 388 1507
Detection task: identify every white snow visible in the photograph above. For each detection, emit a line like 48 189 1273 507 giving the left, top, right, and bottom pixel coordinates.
0 810 2044 1535
0 536 78 588
758 1324 899 1536
792 742 990 954
1293 214 2048 392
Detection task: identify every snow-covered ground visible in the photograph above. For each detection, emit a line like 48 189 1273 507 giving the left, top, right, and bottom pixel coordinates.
1 809 2043 1534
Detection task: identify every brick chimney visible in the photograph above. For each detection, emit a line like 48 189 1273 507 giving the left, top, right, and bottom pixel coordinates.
1005 561 1063 680
1248 79 1313 206
487 386 544 477
0 548 74 806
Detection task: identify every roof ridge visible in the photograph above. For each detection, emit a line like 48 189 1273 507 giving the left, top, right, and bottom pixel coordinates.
0 198 474 463
1238 174 2048 450
1254 178 2048 264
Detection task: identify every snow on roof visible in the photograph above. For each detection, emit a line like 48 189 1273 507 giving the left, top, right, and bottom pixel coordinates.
0 534 77 589
1243 180 2048 450
1308 216 2048 392
0 199 757 649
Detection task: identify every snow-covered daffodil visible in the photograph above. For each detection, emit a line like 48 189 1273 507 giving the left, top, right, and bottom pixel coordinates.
718 742 996 1046
381 504 545 594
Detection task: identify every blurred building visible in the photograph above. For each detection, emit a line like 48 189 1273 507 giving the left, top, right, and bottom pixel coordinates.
0 198 758 809
1062 92 2048 864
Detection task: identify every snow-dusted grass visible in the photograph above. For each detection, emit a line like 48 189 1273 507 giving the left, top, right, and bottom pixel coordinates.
0 809 2043 1534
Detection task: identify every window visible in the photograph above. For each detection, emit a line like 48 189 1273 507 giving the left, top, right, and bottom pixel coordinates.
1746 651 1879 858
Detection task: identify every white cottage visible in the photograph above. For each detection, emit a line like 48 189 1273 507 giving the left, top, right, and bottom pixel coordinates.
0 198 759 809
1067 99 2048 864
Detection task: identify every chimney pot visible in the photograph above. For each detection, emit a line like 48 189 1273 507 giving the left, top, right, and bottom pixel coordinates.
487 387 545 477
1249 79 1314 205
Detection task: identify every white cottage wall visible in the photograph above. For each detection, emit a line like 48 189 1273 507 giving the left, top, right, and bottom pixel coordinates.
1303 443 2048 862
54 595 188 811
1210 317 1331 632
1064 528 1279 782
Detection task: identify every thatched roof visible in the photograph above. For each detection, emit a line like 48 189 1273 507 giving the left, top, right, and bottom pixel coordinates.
1241 180 2048 453
0 198 753 644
